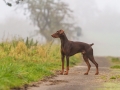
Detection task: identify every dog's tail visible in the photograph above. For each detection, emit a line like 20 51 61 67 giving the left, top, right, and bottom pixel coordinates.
82 43 94 54
89 43 94 46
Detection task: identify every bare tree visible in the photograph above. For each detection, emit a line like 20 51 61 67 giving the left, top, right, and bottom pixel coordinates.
3 0 23 6
3 0 82 42
17 0 81 42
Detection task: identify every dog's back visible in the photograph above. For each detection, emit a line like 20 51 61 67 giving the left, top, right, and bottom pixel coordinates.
67 41 93 56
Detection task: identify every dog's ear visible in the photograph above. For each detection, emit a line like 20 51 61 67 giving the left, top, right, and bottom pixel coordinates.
59 30 64 34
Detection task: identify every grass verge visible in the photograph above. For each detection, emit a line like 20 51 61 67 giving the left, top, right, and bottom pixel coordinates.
99 57 120 90
98 82 120 90
0 39 81 90
110 57 120 69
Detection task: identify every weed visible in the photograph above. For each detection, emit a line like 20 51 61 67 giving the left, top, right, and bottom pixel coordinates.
111 65 120 69
110 75 120 79
110 57 120 69
110 76 116 79
98 83 120 90
111 57 120 63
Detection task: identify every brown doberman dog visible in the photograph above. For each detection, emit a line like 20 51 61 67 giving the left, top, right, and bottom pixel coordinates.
51 30 99 75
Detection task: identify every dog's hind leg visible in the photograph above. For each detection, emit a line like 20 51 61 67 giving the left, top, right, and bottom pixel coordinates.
88 55 99 75
83 55 91 75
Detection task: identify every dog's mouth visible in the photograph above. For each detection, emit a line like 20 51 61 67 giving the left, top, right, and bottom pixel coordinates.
51 35 58 38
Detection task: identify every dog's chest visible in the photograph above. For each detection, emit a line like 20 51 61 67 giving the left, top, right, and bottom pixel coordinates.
61 47 66 53
61 46 70 54
61 43 71 54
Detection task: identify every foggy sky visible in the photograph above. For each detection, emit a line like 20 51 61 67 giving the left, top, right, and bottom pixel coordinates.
0 0 120 57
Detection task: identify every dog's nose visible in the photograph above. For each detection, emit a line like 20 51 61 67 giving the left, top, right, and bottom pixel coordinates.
51 34 54 37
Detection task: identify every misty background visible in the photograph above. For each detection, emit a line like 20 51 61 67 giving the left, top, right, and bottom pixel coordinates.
0 0 120 56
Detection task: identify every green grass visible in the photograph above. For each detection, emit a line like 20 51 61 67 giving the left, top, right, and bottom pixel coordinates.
110 57 120 69
111 65 120 69
110 75 120 80
98 57 120 90
110 57 120 81
98 83 120 90
111 57 120 63
0 39 81 90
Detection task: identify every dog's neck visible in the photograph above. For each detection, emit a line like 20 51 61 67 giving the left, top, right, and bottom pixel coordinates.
60 33 69 47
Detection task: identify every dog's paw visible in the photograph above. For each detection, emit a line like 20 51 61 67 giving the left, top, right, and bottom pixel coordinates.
64 72 68 75
64 71 68 75
59 71 64 75
84 73 88 75
95 72 99 75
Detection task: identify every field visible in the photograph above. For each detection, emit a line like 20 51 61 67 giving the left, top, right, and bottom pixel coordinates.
0 38 81 90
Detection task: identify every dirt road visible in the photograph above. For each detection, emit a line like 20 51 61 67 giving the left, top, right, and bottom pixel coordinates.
28 57 111 90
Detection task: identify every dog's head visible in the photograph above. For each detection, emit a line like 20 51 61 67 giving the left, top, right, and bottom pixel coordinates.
51 30 64 38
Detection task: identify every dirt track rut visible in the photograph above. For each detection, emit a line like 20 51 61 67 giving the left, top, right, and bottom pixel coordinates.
28 57 111 90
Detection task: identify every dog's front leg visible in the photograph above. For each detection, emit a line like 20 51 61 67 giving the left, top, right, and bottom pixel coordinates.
60 54 65 75
64 56 69 75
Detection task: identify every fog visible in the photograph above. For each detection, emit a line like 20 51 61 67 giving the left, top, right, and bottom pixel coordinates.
0 0 120 56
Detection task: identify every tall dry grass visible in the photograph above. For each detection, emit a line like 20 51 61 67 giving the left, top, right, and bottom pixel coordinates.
0 38 81 90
